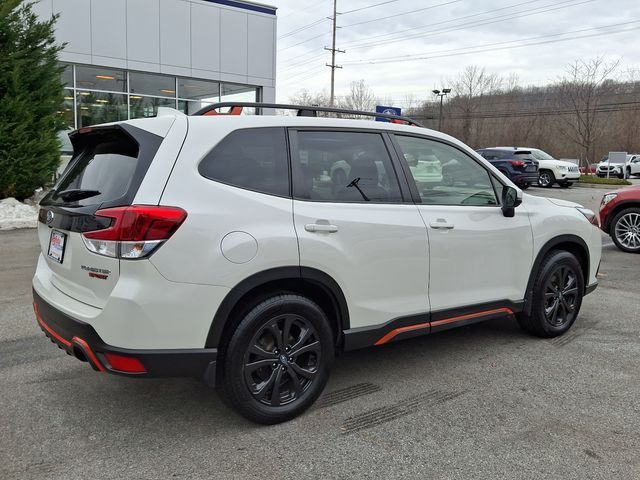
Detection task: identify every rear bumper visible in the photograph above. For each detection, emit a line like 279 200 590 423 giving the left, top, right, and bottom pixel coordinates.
33 289 218 385
513 172 539 185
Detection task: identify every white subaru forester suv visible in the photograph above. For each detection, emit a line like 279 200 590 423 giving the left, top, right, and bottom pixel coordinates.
33 103 601 424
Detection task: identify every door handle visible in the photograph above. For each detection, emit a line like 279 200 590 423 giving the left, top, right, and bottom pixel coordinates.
305 223 338 233
429 221 454 230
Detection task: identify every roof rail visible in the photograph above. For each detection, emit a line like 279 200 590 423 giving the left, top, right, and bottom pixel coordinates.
191 102 424 127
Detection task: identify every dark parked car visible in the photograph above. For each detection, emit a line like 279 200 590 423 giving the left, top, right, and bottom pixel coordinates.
599 184 640 253
476 148 539 189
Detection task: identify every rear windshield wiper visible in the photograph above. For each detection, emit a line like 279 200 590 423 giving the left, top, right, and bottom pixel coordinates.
56 189 101 202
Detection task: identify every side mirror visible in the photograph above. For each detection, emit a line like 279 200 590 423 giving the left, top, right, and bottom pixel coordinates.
501 186 522 217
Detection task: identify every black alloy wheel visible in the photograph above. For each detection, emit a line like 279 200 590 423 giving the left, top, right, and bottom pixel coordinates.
542 265 579 328
220 294 334 424
517 250 584 337
243 314 320 407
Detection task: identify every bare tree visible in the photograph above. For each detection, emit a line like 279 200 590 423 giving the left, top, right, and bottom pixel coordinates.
556 57 620 165
339 79 378 112
288 89 330 107
449 65 502 144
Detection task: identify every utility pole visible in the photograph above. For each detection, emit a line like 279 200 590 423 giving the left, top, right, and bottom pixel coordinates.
432 88 451 131
325 0 344 106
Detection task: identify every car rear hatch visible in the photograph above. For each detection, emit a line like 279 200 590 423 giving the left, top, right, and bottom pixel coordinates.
513 151 539 172
38 124 164 308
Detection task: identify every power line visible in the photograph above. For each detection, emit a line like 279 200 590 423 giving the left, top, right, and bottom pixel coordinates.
345 0 593 51
279 31 328 51
280 54 326 72
278 0 328 20
343 20 640 65
278 17 328 39
339 0 547 47
340 0 402 15
340 0 463 28
414 100 640 120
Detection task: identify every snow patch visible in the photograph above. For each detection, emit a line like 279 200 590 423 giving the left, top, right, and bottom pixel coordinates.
0 197 38 230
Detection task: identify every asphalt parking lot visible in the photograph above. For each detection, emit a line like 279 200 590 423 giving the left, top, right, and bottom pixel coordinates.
1 184 639 479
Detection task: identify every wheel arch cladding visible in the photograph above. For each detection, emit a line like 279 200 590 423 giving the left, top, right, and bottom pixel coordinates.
205 267 350 349
524 235 590 315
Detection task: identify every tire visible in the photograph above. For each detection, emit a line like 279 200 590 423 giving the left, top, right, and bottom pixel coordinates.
517 250 584 338
220 294 334 424
610 207 640 253
538 170 555 188
559 182 572 188
626 167 631 179
520 182 530 190
618 172 625 179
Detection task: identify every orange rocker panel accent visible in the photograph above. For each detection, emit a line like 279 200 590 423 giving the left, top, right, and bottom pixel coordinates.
374 308 514 346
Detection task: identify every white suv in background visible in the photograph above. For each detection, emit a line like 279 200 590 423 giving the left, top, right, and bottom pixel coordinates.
519 147 581 188
596 154 640 179
32 104 601 424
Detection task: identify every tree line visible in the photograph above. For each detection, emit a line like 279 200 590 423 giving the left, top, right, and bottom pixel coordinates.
290 58 640 167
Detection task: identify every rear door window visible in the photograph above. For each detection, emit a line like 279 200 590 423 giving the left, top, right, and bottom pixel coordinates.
198 127 289 197
291 130 402 203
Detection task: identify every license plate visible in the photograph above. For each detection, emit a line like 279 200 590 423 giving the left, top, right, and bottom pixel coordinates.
48 230 67 264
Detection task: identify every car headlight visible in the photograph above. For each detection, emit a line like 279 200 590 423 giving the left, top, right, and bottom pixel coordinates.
557 165 568 171
601 193 617 208
576 207 599 226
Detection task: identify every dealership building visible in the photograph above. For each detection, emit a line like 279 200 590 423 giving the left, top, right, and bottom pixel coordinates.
33 0 277 133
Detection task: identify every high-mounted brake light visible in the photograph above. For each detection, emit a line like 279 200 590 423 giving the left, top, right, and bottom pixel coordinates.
508 159 526 167
82 205 187 259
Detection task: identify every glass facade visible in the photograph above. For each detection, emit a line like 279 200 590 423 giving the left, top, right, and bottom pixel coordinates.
58 63 261 130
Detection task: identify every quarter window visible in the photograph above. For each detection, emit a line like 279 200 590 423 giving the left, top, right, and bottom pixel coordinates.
395 135 499 206
292 131 402 203
199 128 289 197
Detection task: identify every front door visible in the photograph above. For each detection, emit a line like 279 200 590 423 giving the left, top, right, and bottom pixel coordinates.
392 134 534 314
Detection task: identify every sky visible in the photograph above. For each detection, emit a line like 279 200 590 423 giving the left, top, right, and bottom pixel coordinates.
271 0 640 107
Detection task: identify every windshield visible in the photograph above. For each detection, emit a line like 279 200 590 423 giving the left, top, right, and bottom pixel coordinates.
529 149 555 160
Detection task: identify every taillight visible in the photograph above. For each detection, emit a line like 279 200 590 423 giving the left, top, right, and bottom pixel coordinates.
508 160 526 167
82 205 187 259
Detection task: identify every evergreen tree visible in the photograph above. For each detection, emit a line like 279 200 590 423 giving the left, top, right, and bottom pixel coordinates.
0 0 64 200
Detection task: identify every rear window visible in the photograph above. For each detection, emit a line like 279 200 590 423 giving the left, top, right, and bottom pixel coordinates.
45 126 162 208
51 130 138 206
198 127 289 197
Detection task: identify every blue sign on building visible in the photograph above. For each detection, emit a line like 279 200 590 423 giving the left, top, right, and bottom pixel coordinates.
375 105 402 122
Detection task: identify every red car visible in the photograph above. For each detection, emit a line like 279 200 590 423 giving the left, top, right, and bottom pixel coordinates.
599 184 640 253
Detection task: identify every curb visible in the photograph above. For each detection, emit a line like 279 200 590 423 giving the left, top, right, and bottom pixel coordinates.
575 182 631 190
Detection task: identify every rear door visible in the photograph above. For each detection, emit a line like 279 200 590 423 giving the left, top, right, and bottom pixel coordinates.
38 124 165 308
289 129 430 330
